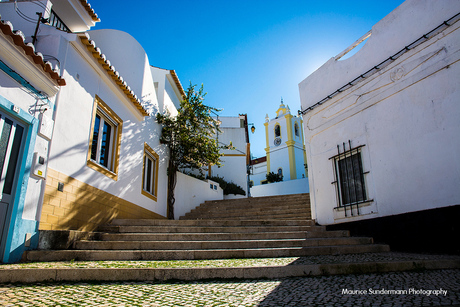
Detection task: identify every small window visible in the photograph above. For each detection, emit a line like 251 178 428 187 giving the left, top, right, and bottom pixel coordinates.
87 96 122 180
142 143 159 201
294 122 299 137
277 168 283 177
331 142 368 208
274 124 281 138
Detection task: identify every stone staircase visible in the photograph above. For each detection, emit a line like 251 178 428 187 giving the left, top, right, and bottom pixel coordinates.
180 193 311 220
24 193 389 262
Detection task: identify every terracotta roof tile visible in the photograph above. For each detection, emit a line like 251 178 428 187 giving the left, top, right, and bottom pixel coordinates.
79 32 149 116
80 0 100 22
0 17 66 86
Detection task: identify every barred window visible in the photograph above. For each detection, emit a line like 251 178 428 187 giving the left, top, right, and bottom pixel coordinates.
330 141 369 211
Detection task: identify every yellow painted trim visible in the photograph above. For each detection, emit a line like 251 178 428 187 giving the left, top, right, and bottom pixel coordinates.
276 103 287 117
87 95 123 181
141 143 159 202
285 114 293 142
265 147 271 174
264 122 269 148
285 113 296 179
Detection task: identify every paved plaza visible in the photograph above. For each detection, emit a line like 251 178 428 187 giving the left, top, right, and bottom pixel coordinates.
0 269 459 306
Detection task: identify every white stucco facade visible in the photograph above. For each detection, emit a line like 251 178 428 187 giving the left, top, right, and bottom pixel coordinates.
0 0 215 262
298 0 460 226
45 28 175 217
209 115 249 197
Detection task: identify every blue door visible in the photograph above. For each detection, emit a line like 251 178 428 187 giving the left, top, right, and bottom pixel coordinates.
0 112 24 260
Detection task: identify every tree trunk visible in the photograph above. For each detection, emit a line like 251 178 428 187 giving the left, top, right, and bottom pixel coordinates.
167 159 177 220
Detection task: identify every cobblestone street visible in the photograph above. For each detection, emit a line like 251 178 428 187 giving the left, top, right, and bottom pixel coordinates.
0 269 459 306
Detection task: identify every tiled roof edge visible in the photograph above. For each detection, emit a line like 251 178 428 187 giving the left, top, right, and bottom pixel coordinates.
78 32 149 116
0 17 66 86
169 70 186 100
80 0 100 22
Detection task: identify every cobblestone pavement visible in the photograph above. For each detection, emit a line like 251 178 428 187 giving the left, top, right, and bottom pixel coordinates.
0 269 458 306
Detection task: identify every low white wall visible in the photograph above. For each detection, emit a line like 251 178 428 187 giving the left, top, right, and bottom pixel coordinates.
250 178 309 197
174 172 224 219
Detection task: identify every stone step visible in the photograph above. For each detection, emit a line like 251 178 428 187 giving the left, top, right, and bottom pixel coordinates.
203 194 310 206
183 207 310 217
183 212 311 220
97 225 325 234
186 203 309 215
74 237 373 250
192 201 310 211
98 230 350 242
108 219 315 227
4 255 460 283
24 244 390 262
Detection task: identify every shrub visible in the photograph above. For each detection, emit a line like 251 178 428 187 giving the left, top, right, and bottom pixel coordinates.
207 175 246 196
225 182 246 196
266 171 283 183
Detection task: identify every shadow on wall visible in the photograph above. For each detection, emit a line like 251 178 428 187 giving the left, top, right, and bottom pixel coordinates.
41 116 168 233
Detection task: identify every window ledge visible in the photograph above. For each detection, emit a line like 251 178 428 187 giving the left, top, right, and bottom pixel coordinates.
141 189 157 202
87 159 118 181
333 200 377 220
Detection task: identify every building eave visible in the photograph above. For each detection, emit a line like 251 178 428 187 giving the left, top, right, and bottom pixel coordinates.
79 0 100 22
0 17 65 97
78 32 149 117
169 70 186 100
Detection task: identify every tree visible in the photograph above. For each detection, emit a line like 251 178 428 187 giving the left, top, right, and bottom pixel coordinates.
156 84 222 219
266 171 283 183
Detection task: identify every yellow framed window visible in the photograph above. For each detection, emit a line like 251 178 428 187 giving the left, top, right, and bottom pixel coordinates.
142 143 159 201
87 96 123 180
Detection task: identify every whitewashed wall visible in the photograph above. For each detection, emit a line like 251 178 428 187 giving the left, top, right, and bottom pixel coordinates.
211 116 248 196
174 172 223 219
46 29 170 217
251 178 309 197
299 0 460 225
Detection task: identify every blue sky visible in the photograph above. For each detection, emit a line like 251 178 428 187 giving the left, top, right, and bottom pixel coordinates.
89 0 405 158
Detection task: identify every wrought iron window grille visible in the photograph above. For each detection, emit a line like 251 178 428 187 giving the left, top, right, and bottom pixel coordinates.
330 141 371 217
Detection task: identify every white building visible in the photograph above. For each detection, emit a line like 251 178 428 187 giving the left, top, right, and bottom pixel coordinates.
0 0 223 262
250 101 309 197
209 114 249 198
298 0 460 253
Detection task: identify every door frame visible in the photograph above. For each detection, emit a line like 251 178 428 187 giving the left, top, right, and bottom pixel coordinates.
0 95 38 263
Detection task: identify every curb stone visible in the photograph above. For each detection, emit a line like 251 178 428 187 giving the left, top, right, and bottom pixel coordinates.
1 258 459 284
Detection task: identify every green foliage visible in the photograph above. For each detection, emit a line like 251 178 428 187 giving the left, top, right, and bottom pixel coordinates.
156 83 223 219
207 175 246 196
266 171 283 183
156 83 222 174
225 182 246 196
